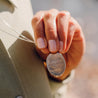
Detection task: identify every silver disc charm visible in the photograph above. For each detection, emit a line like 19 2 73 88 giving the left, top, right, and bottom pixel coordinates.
46 53 66 77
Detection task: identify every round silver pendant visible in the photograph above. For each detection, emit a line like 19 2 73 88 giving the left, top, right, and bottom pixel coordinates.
46 53 66 77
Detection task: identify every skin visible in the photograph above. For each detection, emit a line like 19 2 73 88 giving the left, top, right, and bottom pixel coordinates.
32 9 85 81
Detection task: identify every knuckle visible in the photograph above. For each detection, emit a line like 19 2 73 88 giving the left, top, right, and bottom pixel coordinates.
69 20 75 26
32 11 44 24
58 12 66 17
44 12 53 19
58 11 70 18
32 16 41 23
70 17 80 27
69 18 77 28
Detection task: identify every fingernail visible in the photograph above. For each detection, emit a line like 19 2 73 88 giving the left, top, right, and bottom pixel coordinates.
49 40 56 52
37 38 45 48
59 41 63 52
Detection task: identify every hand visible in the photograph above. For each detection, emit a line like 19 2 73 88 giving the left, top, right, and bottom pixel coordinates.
32 9 85 80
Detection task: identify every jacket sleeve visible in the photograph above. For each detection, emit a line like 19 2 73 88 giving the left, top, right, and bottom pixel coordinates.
0 0 52 98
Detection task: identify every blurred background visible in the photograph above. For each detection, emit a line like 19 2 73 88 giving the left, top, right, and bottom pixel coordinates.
31 0 98 98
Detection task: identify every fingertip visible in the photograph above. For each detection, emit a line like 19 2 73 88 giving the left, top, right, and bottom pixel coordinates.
59 42 67 54
59 40 68 54
41 48 49 54
36 47 49 60
48 40 58 53
59 41 63 52
36 37 47 49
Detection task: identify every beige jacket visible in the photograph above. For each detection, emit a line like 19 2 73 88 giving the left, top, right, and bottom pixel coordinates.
0 0 74 98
